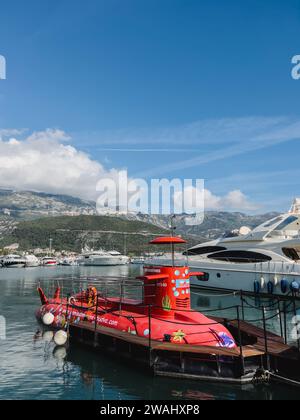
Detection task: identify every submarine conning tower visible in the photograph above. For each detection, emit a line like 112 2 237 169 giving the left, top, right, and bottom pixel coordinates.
138 236 203 318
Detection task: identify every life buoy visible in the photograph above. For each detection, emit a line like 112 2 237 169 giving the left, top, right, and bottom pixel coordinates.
86 286 98 307
260 277 265 289
273 276 279 287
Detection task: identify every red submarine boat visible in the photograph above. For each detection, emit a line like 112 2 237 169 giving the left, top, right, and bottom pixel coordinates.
36 237 236 349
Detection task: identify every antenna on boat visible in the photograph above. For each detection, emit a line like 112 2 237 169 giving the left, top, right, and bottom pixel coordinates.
290 198 300 214
49 238 53 256
169 214 177 237
169 215 177 266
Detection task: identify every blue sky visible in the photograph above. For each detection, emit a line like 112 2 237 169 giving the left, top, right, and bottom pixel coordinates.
1 0 300 213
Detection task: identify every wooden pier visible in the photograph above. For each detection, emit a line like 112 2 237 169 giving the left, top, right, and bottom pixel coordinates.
68 312 300 386
39 272 300 387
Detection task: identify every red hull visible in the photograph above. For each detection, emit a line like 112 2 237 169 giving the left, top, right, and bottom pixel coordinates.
36 237 236 350
36 293 235 348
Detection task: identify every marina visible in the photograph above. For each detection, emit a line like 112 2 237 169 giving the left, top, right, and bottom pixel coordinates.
34 232 300 388
0 229 300 399
1 1 300 402
1 218 300 399
0 250 133 268
0 265 300 400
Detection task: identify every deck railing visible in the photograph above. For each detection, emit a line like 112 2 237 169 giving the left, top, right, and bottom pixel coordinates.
41 275 300 374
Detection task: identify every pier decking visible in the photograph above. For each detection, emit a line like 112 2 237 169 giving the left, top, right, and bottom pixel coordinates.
212 317 297 357
68 312 300 386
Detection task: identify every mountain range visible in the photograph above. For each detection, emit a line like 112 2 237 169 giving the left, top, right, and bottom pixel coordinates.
0 189 279 252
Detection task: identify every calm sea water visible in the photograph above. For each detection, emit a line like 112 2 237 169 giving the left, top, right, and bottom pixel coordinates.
0 265 299 401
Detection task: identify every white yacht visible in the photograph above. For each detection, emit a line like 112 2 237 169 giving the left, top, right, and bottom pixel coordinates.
131 256 146 265
59 257 78 266
24 255 40 267
150 199 300 296
78 250 130 266
2 255 27 268
41 257 58 267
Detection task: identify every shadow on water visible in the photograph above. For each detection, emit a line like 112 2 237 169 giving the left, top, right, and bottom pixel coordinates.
0 266 299 400
66 345 299 401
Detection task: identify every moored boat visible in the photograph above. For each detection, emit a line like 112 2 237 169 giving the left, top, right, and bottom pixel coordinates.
36 235 300 385
149 199 300 296
78 250 129 266
36 238 237 348
41 257 58 267
25 254 40 267
2 254 26 268
131 256 146 265
36 237 239 377
59 257 78 266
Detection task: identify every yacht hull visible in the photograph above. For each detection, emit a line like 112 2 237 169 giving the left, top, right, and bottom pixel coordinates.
2 262 26 268
148 257 300 296
79 256 129 266
189 260 300 296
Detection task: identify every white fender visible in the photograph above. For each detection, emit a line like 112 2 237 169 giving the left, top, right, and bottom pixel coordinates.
42 312 54 326
54 330 68 346
42 331 54 342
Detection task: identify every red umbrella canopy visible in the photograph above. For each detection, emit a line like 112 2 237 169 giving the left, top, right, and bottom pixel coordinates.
150 236 187 245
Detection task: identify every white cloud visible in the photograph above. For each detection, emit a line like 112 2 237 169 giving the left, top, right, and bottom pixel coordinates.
0 128 259 212
205 188 258 211
0 129 124 201
204 189 221 210
27 128 71 143
223 190 258 211
175 186 257 213
82 116 288 147
0 129 26 140
117 116 300 178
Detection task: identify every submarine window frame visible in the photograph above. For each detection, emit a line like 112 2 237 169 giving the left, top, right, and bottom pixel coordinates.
206 250 272 263
183 246 227 256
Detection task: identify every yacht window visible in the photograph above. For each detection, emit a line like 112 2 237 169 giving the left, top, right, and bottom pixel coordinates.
275 216 299 231
263 216 284 228
183 246 227 256
282 248 300 261
207 250 272 263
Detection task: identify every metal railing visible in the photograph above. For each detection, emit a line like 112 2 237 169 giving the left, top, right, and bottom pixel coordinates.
41 276 300 374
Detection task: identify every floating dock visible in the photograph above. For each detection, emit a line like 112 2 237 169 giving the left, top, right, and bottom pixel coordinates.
68 308 300 386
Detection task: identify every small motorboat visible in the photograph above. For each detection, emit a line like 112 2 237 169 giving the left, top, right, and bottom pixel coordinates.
41 257 58 267
130 256 146 265
59 257 78 266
